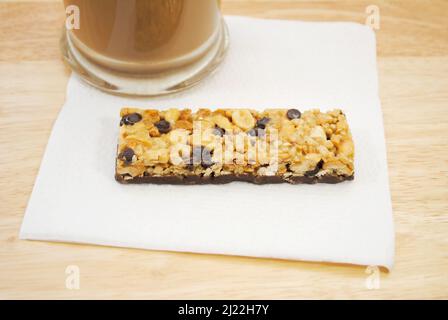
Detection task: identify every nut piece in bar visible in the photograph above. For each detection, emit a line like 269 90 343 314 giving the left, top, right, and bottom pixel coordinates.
115 107 354 184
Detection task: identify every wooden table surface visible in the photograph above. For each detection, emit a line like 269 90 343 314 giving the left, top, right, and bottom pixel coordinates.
0 0 447 299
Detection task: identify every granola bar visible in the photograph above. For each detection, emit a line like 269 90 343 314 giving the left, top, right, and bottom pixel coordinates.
115 107 354 184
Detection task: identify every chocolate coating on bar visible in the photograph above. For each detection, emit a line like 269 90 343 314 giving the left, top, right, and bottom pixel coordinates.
115 172 354 185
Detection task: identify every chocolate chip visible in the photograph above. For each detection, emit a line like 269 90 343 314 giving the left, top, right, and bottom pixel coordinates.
247 128 266 137
201 148 214 168
127 113 142 123
155 120 171 134
192 146 202 165
192 146 213 168
120 148 135 164
304 160 323 177
120 113 142 126
247 128 257 136
286 109 301 120
212 126 225 137
256 117 270 129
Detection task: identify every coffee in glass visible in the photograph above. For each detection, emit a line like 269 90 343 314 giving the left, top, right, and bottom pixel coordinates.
61 0 229 96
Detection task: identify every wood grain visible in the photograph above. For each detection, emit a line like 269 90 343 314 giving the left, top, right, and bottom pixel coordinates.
0 0 447 299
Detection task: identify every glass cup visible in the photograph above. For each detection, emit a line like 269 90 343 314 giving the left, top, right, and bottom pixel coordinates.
61 0 229 96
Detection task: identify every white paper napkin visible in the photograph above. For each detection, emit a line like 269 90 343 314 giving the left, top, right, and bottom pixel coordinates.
20 16 394 269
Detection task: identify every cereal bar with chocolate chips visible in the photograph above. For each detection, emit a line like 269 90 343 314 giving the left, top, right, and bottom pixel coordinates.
115 107 354 184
